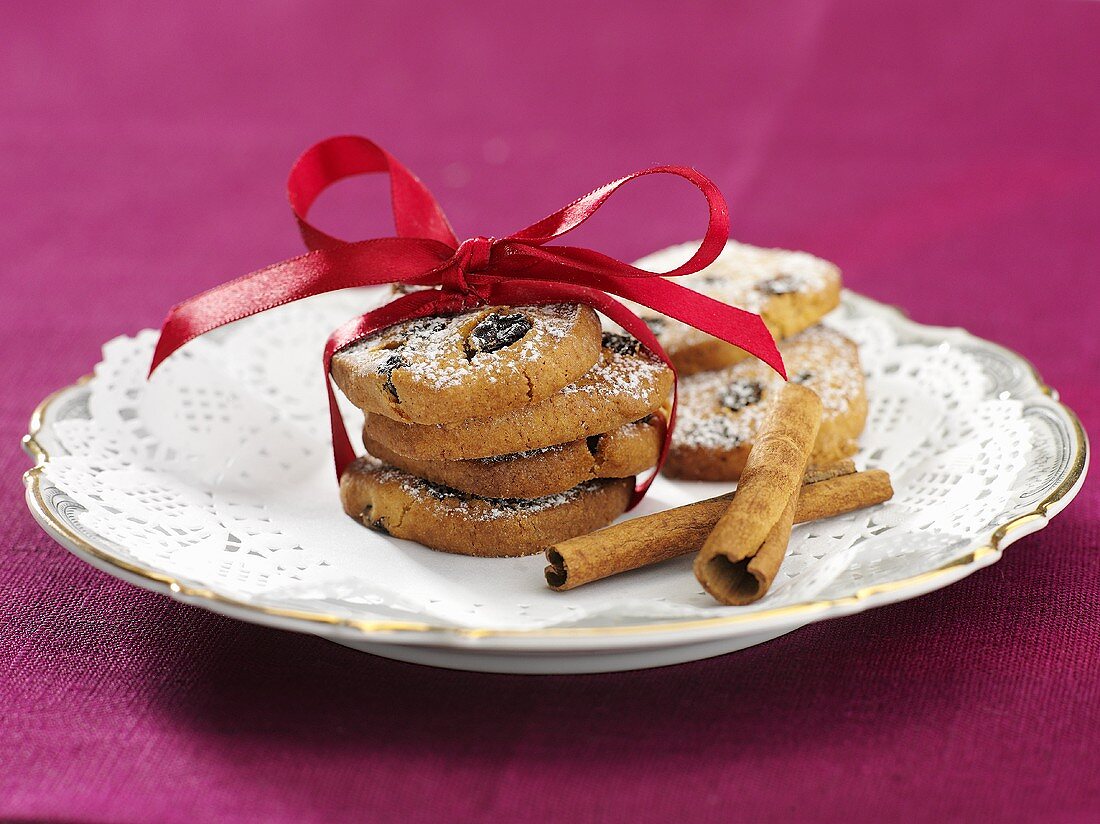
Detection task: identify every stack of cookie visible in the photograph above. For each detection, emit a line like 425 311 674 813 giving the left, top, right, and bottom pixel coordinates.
633 240 868 480
331 304 673 556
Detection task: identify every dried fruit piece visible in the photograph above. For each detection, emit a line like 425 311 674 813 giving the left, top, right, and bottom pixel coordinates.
465 312 533 357
757 274 800 295
377 353 406 401
719 380 763 412
601 332 642 356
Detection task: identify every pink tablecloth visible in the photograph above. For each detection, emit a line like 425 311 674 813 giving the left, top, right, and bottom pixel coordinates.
2 2 1097 821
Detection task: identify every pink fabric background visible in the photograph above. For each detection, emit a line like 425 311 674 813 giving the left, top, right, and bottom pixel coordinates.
2 1 1097 821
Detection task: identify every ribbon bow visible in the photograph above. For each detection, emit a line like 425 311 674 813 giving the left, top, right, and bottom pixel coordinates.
151 135 785 506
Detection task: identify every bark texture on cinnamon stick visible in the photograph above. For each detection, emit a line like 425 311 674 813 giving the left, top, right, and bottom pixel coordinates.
803 459 856 485
544 468 891 590
694 383 823 605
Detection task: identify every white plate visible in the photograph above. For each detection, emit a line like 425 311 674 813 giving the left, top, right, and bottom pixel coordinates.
22 291 1088 673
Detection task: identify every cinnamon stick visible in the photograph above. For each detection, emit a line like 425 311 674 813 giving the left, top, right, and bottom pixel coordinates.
545 467 892 590
694 383 823 605
803 459 856 484
799 468 892 521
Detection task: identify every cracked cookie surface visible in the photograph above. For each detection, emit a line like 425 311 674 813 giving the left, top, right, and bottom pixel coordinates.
361 333 674 460
339 457 633 557
362 415 664 499
632 240 842 375
664 325 867 480
330 303 602 424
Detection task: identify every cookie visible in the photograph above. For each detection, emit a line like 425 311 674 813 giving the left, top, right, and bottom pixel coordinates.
339 457 633 557
664 325 867 480
330 303 602 424
363 332 674 460
362 414 664 499
633 240 842 375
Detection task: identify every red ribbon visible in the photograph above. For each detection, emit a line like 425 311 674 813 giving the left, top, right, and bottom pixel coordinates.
150 135 786 507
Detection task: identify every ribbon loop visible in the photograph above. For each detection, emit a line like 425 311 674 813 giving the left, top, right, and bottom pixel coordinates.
506 166 730 280
288 135 458 250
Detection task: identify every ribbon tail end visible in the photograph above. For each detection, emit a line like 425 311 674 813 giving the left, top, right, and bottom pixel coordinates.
147 330 174 379
760 337 787 381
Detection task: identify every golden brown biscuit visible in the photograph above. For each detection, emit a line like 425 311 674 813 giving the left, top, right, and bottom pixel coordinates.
339 457 634 557
330 303 602 424
363 333 674 460
632 240 842 375
664 325 867 480
362 415 663 499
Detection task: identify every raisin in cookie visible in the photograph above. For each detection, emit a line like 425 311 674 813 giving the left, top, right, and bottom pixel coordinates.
362 414 663 499
632 240 841 375
664 325 867 480
339 457 633 557
362 333 674 460
330 303 602 424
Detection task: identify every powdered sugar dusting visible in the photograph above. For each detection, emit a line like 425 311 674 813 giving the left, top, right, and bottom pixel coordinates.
675 326 863 450
473 444 564 464
335 303 578 391
562 334 668 401
374 465 610 522
630 240 840 351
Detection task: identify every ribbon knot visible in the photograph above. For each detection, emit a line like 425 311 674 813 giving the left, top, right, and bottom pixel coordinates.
445 235 497 297
455 235 495 273
149 134 785 506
